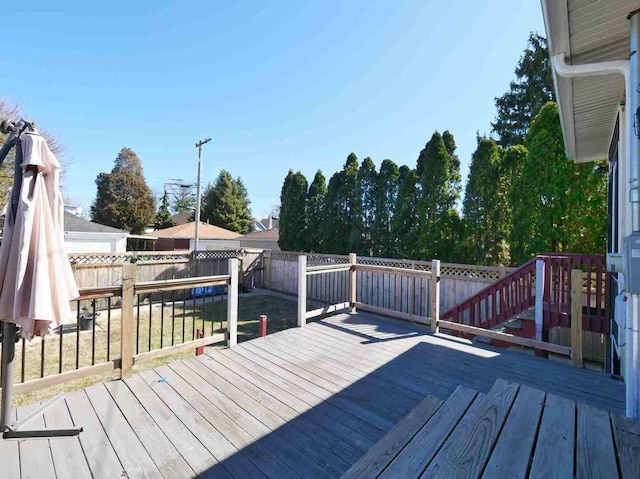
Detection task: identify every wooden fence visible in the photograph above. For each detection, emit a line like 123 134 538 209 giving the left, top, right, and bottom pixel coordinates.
69 249 263 308
263 250 511 313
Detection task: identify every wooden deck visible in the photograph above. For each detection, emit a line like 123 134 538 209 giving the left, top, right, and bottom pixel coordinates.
0 312 627 478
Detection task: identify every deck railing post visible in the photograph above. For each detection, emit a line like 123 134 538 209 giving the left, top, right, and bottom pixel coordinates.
298 255 307 327
571 268 584 368
227 258 239 348
349 253 357 314
535 259 545 341
120 263 136 379
430 259 441 334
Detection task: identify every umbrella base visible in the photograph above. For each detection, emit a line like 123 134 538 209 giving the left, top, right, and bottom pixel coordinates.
2 394 82 440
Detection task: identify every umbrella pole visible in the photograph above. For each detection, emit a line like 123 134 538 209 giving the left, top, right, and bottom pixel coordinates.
0 121 82 439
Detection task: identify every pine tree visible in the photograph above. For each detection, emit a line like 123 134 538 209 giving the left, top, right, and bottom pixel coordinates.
306 171 327 252
416 132 461 261
358 158 377 256
91 147 156 234
172 188 196 215
278 170 308 251
393 166 419 259
492 33 555 147
461 137 510 265
200 170 253 234
510 102 606 263
155 191 175 230
374 159 400 257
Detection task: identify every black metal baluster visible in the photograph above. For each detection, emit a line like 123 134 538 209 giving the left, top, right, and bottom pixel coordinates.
160 292 165 349
182 291 186 344
107 297 111 362
192 293 196 340
136 297 141 354
40 335 45 378
58 318 63 374
20 338 25 382
76 302 81 369
148 296 152 352
202 290 206 335
171 290 176 346
91 300 97 365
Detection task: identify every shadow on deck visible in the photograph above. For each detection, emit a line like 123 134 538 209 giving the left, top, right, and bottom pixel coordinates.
3 311 626 478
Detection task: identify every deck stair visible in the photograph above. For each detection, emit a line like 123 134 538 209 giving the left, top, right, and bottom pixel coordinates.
341 378 639 479
441 253 609 348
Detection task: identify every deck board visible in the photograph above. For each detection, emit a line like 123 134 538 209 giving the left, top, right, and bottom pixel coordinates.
16 402 56 479
6 311 629 479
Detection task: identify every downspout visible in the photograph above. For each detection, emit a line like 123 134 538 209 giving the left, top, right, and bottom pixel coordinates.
552 50 637 415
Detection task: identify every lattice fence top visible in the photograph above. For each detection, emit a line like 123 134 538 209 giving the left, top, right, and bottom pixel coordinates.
271 251 512 281
69 249 242 266
193 250 243 260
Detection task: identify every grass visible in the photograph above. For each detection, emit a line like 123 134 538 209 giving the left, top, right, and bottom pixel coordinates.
6 293 298 407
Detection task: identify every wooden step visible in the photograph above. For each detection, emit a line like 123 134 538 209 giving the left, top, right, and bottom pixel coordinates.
340 388 476 479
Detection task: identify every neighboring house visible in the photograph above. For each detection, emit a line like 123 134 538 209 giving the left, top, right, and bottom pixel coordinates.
171 212 192 226
63 211 129 253
143 221 240 251
542 0 640 416
253 215 278 231
240 227 280 251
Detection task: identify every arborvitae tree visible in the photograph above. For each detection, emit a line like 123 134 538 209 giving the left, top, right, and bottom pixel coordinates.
358 158 377 256
278 170 308 251
461 137 510 265
91 147 156 234
342 153 361 253
510 102 606 263
416 132 461 261
155 191 175 230
200 170 253 234
393 166 419 259
492 33 555 147
374 159 400 257
323 171 349 253
306 171 327 252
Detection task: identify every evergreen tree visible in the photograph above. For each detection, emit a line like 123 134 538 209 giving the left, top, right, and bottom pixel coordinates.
342 153 361 253
510 102 606 263
461 137 510 265
91 147 156 235
358 158 377 256
278 170 308 251
393 166 419 259
201 170 253 234
492 33 555 147
155 191 175 230
374 159 400 257
306 171 327 252
416 131 461 261
172 188 196 215
323 171 349 254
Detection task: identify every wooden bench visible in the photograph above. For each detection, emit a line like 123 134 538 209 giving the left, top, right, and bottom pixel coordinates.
342 378 640 478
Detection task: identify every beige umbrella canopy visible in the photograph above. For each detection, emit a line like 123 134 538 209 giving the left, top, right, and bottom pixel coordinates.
0 132 79 338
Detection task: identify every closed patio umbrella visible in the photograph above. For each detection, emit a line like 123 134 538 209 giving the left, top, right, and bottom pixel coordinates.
0 119 82 438
0 129 79 337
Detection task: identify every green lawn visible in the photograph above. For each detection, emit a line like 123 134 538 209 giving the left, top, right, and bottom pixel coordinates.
10 293 298 406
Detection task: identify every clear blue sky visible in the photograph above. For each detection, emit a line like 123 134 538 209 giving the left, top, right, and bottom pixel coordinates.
1 1 544 219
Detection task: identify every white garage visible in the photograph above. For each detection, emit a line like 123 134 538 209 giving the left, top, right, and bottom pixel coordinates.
63 211 129 253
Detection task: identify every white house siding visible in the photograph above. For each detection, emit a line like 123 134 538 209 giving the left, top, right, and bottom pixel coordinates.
64 233 127 254
193 239 242 251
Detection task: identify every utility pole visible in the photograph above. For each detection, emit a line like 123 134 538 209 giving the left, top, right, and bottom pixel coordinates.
194 137 212 252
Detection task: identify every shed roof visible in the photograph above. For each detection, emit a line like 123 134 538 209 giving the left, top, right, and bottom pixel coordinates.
64 211 129 234
241 227 279 240
150 221 240 240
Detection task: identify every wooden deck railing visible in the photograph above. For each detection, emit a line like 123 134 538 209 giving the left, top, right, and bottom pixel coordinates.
297 254 442 331
0 259 239 396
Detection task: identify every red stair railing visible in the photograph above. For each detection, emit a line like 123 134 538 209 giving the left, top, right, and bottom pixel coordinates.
441 253 609 335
